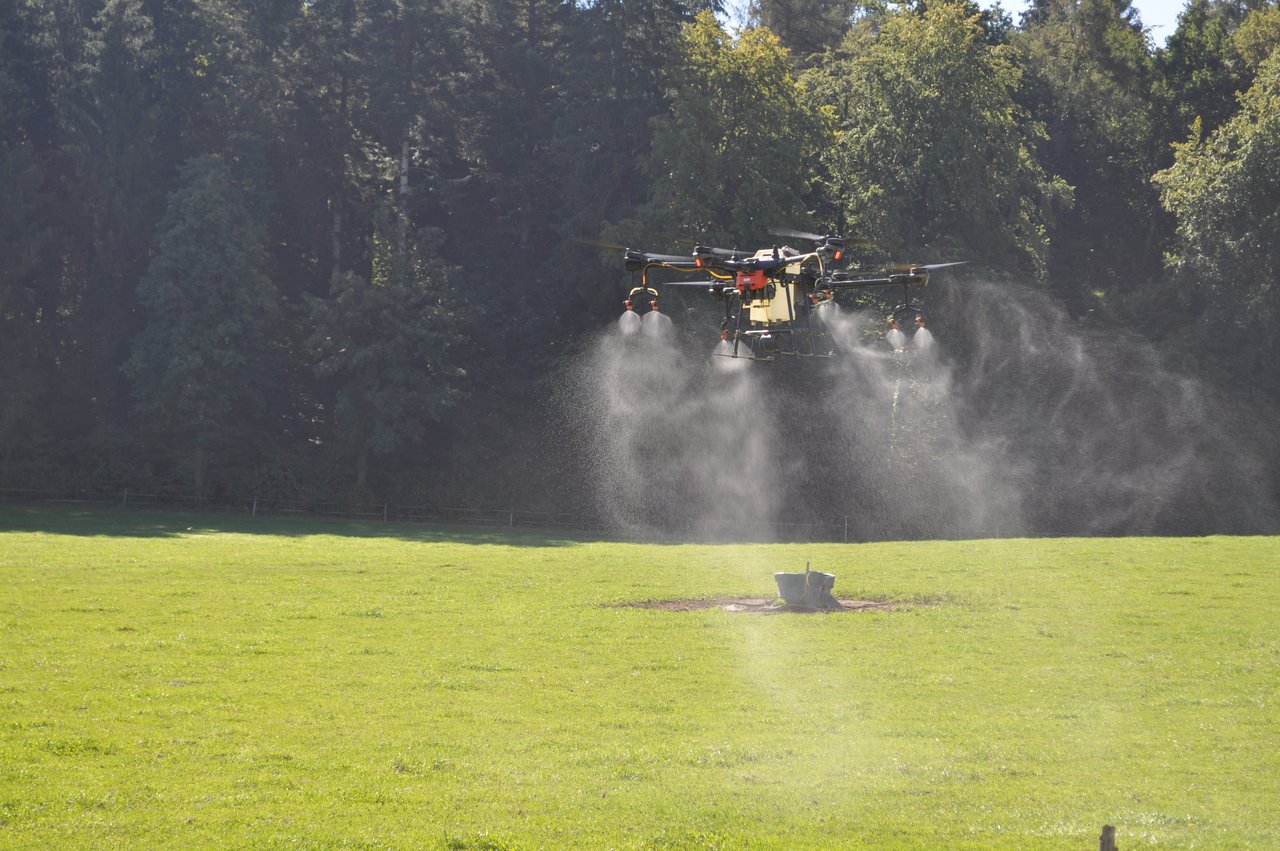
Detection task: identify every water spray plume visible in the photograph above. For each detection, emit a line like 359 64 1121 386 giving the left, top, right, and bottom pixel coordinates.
618 310 640 336
562 277 1277 540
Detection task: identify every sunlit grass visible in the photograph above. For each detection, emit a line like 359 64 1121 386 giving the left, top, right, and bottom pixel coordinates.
0 507 1276 848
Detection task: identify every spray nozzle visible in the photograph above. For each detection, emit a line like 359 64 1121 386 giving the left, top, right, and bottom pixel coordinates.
623 299 633 311
649 300 659 312
915 314 925 328
720 329 729 342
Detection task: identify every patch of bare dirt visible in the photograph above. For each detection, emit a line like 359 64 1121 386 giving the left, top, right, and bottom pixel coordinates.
608 597 902 614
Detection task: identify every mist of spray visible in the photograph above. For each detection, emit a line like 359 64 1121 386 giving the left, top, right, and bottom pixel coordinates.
562 280 1276 540
812 305 1020 539
931 279 1276 535
569 312 780 539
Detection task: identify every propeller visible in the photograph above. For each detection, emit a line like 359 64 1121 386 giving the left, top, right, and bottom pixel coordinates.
768 227 826 242
575 236 629 252
891 261 970 272
768 227 874 247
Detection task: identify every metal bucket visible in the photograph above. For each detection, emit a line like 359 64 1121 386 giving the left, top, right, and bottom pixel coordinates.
774 570 838 610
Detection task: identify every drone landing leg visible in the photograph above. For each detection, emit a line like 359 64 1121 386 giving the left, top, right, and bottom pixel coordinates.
731 296 746 358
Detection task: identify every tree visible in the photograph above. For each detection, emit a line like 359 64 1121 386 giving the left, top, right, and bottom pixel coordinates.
747 0 859 63
0 143 51 481
625 12 828 247
1015 0 1164 308
0 0 59 480
1158 0 1251 140
1154 50 1280 398
552 0 693 317
307 207 463 491
1234 1 1280 71
806 1 1068 272
51 0 180 457
124 154 282 492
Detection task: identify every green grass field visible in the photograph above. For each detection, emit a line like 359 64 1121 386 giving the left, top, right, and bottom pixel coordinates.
0 507 1276 849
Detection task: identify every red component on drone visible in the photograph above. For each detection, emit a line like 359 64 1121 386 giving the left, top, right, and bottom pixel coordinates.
735 270 768 294
623 299 634 310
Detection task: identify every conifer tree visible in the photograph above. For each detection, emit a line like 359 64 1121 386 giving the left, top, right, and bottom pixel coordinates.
124 154 282 493
307 206 463 491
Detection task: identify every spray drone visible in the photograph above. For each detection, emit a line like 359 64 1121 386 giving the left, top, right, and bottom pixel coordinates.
598 228 966 360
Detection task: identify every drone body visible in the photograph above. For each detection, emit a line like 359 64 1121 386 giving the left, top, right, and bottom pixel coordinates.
609 230 966 360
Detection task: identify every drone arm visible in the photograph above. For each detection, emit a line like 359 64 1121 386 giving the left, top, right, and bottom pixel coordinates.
640 261 703 287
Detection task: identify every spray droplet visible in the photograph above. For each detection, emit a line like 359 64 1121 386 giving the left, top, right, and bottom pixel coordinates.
711 339 749 371
618 311 641 336
641 310 673 339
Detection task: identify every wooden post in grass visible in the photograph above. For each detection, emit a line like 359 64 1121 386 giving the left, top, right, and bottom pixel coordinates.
121 488 128 508
383 501 388 522
1100 825 1116 851
251 496 257 516
509 508 515 527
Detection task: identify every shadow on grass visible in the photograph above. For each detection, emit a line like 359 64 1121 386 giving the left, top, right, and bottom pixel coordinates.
0 505 605 547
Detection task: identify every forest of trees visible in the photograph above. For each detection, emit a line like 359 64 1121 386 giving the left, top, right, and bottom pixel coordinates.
1 0 1278 523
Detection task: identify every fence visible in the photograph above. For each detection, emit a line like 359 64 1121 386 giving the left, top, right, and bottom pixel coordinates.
0 486 863 542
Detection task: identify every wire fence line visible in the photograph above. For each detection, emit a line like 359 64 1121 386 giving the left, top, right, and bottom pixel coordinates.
0 486 856 542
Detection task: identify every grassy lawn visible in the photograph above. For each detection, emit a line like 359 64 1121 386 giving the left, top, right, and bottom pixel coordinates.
0 506 1276 849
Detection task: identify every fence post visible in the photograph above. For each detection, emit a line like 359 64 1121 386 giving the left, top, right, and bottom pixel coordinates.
509 508 515 527
251 496 257 516
843 515 848 544
1099 825 1116 851
121 488 128 509
383 501 388 522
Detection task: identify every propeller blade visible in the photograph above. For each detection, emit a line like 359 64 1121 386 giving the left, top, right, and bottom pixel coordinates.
575 236 628 253
889 261 970 272
769 228 876 249
769 226 825 242
658 280 724 287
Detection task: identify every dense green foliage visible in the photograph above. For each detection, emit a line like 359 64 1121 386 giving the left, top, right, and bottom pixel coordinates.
806 2 1068 274
124 154 282 493
1155 50 1280 398
2 507 1278 847
1 0 1278 516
